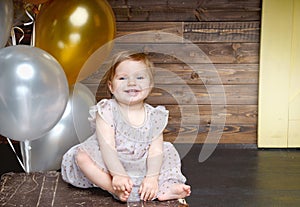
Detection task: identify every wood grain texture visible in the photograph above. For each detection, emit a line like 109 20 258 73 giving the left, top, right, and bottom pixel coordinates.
164 124 256 143
116 21 260 43
3 0 261 145
85 84 257 105
108 0 261 21
104 0 261 144
184 22 260 43
82 63 258 85
96 43 259 64
0 172 183 206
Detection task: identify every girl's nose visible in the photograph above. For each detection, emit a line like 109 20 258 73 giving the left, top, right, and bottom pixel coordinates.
128 77 136 85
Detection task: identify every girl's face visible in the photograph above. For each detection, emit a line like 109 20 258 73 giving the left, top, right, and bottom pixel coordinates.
108 59 153 106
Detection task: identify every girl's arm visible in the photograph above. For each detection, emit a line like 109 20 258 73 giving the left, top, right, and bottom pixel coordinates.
146 133 163 177
95 113 132 191
139 133 163 200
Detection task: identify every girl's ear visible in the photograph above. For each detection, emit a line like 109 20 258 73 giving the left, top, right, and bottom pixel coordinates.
107 81 113 94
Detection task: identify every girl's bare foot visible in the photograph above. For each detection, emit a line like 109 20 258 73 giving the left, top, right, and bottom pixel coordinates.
157 184 191 201
113 189 130 202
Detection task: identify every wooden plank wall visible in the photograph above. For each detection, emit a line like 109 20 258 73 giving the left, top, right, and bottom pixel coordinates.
0 0 261 145
83 0 261 144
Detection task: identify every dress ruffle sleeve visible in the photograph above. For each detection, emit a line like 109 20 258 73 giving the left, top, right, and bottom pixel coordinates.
150 105 169 139
88 99 114 131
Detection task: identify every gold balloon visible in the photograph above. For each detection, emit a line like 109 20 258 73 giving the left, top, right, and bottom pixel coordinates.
35 0 116 85
23 0 50 5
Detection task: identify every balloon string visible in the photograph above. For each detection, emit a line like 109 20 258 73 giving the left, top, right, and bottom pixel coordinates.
24 3 36 47
24 140 31 173
10 27 24 46
30 4 42 47
31 21 36 47
24 4 35 26
6 137 26 172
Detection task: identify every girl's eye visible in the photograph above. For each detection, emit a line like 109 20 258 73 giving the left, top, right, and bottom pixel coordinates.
118 77 126 80
137 76 144 80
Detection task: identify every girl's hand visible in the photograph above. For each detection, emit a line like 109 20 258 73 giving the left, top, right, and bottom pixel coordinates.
112 175 133 192
139 176 159 201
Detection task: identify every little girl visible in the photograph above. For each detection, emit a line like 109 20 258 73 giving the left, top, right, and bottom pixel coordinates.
61 51 191 202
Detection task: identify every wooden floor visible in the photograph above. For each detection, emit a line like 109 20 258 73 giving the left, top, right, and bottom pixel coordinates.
180 144 300 207
1 143 300 207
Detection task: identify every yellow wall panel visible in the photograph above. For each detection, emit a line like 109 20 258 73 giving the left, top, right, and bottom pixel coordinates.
258 0 293 147
288 0 300 146
259 0 300 147
288 120 300 147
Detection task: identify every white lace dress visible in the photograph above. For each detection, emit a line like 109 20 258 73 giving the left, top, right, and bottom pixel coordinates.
61 99 187 198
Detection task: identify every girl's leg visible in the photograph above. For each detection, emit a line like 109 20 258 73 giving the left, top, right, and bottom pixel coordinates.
157 142 191 201
76 149 130 202
157 183 191 201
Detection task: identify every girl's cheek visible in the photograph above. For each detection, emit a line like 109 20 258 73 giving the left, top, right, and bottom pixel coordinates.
141 83 151 90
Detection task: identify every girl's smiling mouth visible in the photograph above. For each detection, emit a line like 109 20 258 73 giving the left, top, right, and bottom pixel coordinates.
124 89 141 96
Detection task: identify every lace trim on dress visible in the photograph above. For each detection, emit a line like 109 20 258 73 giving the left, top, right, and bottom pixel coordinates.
88 99 169 143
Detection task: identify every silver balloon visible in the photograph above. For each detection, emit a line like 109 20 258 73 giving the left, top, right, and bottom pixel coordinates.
72 83 96 143
20 83 95 172
0 0 13 47
0 45 69 141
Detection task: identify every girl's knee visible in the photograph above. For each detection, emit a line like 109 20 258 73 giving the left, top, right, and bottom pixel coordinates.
75 149 90 166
